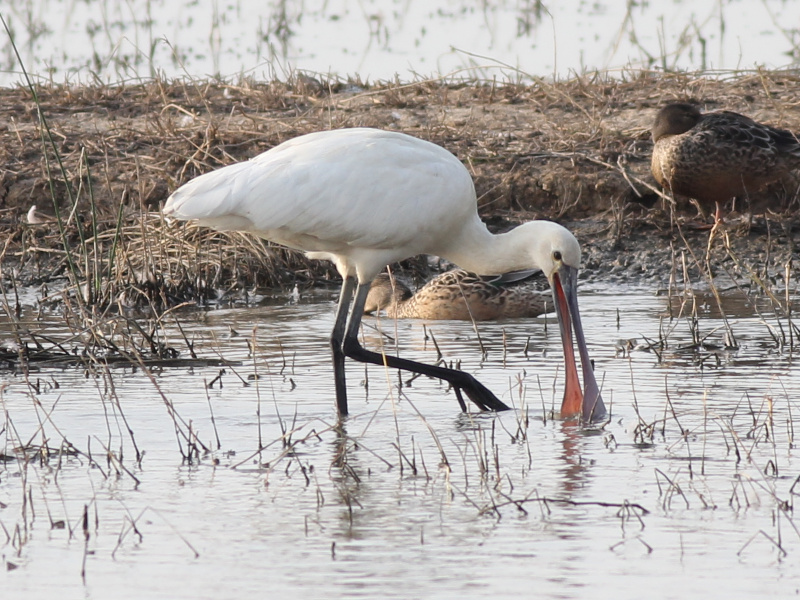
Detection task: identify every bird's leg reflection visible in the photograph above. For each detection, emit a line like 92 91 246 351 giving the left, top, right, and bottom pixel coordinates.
330 422 364 533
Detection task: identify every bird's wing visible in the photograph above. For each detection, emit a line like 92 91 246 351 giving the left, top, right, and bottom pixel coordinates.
482 268 543 284
164 129 476 252
702 112 800 156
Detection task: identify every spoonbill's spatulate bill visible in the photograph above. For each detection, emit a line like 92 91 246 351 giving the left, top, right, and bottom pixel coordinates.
163 128 606 423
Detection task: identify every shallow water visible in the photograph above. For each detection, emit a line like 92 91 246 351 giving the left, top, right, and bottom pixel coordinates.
1 286 799 599
2 0 799 86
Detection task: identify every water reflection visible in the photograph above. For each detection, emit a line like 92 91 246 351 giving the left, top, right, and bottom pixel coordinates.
664 290 794 320
329 422 368 540
557 422 590 496
2 291 800 598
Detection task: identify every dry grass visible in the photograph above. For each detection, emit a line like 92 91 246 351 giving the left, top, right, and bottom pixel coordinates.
1 69 800 306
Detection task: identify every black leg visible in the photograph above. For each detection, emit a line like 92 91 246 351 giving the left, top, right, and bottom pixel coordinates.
342 282 510 412
331 277 357 417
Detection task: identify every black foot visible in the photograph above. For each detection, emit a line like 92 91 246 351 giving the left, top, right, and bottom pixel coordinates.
459 376 511 412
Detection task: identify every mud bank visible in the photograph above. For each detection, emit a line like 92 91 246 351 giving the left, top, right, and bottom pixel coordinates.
1 70 799 298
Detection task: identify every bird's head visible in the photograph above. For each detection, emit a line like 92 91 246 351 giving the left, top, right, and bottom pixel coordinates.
363 273 412 315
527 221 582 284
652 102 702 141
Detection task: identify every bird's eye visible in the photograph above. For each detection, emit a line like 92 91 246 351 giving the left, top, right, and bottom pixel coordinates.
553 251 562 262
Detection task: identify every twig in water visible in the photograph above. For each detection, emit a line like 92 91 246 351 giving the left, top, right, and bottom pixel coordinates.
483 496 650 517
737 529 787 558
654 468 690 510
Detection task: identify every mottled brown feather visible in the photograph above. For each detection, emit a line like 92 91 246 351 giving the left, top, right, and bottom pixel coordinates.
364 269 548 320
651 103 800 208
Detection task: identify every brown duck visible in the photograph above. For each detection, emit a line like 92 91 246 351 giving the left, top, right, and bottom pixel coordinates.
651 103 800 212
364 269 549 320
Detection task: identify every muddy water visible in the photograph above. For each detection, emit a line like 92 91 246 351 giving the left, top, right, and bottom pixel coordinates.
1 287 799 598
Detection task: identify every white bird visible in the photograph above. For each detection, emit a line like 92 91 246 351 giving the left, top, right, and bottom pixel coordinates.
163 128 607 423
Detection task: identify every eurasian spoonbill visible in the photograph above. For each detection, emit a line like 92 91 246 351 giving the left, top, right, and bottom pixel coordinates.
163 128 606 423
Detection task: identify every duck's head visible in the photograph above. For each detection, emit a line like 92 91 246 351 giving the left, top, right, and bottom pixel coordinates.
364 273 413 315
652 102 702 142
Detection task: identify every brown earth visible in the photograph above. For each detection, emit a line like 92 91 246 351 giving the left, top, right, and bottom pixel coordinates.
1 70 799 303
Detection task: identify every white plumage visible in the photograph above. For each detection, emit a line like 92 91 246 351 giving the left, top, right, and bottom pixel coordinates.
166 130 473 274
164 128 606 423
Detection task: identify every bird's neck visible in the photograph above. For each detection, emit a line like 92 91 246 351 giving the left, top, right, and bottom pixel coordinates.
442 221 537 276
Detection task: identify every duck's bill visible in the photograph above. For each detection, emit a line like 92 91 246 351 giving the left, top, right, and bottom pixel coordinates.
551 265 608 424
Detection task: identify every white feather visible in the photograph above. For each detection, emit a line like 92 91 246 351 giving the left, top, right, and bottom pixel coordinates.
165 129 481 277
163 127 605 422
